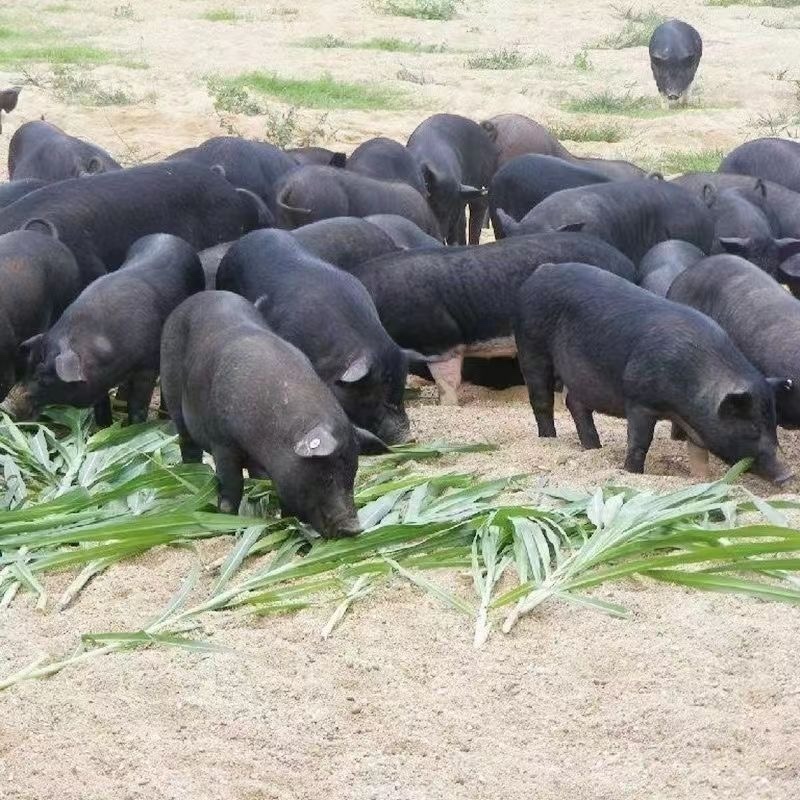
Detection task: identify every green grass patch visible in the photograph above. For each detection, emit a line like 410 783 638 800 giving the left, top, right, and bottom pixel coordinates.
650 148 726 174
298 35 448 53
44 3 72 10
215 71 406 110
370 0 458 20
547 121 623 143
592 7 667 48
562 91 667 117
466 48 551 70
202 8 238 21
0 43 112 68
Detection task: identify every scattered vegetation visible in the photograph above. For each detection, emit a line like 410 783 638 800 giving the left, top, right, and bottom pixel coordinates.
649 148 726 174
396 66 438 85
299 35 448 53
707 0 800 7
369 0 459 20
207 75 266 116
592 7 667 49
44 3 72 10
112 3 140 20
547 120 623 143
263 107 334 149
751 109 800 137
202 8 238 22
761 15 800 26
572 50 593 71
3 412 800 689
562 91 667 117
213 71 406 110
21 65 153 107
465 48 551 70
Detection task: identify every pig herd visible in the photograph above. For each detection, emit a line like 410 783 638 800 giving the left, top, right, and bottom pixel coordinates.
1 108 800 537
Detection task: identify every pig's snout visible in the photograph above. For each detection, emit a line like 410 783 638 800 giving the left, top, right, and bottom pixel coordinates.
752 453 794 487
667 92 680 101
324 516 361 539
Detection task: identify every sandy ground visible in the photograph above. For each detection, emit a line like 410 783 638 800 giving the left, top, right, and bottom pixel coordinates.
2 1 800 798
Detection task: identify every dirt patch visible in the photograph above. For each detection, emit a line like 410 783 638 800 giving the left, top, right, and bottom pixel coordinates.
2 1 800 798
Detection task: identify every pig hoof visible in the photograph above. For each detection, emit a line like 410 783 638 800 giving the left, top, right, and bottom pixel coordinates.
218 498 236 514
439 390 460 406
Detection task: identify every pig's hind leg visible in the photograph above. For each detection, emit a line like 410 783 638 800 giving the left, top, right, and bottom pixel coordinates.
566 392 602 449
212 445 245 514
518 350 557 437
93 396 113 428
623 404 658 473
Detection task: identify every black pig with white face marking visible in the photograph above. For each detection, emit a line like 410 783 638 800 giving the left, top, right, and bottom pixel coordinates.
649 20 702 105
22 234 204 425
160 291 388 536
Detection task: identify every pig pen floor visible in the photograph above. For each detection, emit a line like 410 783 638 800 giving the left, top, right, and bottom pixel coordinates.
3 386 800 800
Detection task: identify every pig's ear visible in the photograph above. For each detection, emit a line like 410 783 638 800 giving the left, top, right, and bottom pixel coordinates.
210 164 227 180
702 184 717 207
459 184 486 201
329 152 347 168
718 237 751 257
766 377 794 395
254 294 270 314
236 187 274 229
557 222 585 233
22 217 59 239
778 256 800 282
775 238 800 261
494 208 519 238
294 424 338 458
421 162 439 197
337 354 371 385
81 156 104 176
19 333 44 365
54 348 86 383
718 390 754 420
354 426 390 455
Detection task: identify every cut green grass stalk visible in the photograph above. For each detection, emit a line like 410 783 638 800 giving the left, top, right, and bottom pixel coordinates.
3 416 800 689
211 72 406 110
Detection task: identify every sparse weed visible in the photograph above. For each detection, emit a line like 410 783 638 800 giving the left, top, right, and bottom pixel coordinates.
207 76 266 115
750 109 800 137
24 65 148 107
263 107 334 148
547 121 623 143
112 3 140 20
708 0 800 6
299 36 448 53
44 3 72 10
761 16 800 26
396 66 437 85
466 49 550 70
563 91 664 116
592 7 666 48
572 50 593 71
370 0 459 21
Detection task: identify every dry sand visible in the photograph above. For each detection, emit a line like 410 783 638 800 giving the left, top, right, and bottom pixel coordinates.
2 1 800 798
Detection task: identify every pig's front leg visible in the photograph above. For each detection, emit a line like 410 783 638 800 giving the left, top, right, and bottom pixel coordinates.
429 354 463 406
686 441 710 480
94 395 113 428
125 369 158 425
